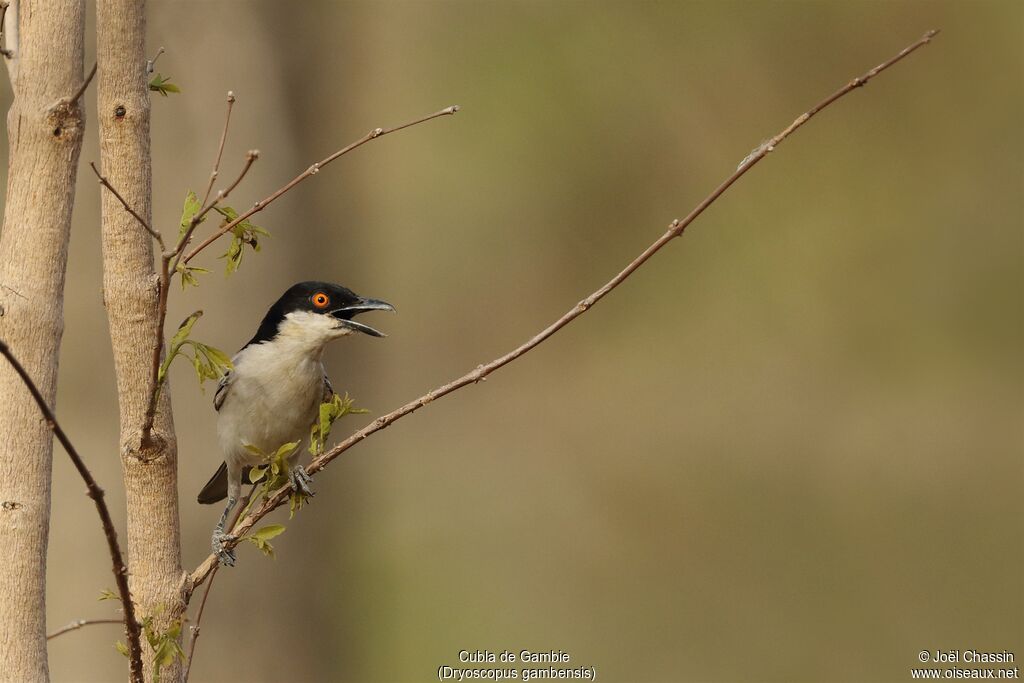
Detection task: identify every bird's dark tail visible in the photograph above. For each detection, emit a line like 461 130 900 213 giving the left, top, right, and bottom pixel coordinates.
198 462 229 504
198 462 260 504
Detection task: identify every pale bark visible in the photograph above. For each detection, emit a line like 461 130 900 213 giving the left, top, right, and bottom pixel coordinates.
97 1 185 681
0 1 86 680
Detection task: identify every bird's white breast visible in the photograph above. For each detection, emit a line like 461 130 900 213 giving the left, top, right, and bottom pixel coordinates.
217 333 326 469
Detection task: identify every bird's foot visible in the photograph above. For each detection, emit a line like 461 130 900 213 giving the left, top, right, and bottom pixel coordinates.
212 528 237 567
289 464 315 498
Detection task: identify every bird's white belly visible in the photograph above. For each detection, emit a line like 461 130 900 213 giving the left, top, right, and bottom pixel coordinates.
217 350 323 467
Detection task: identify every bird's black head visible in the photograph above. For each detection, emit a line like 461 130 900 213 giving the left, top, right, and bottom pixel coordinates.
245 281 394 348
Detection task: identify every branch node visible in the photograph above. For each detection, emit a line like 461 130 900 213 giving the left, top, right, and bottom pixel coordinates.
370 127 384 138
226 90 235 103
146 46 165 74
58 61 97 109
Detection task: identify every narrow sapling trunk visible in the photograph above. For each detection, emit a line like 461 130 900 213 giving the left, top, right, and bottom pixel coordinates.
0 1 86 679
97 1 185 680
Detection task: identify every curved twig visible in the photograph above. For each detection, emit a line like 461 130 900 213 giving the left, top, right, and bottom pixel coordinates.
89 161 165 251
62 61 96 108
181 104 460 265
47 618 123 641
187 30 940 592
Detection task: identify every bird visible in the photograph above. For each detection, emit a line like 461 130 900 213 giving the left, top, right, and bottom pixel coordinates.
198 280 394 566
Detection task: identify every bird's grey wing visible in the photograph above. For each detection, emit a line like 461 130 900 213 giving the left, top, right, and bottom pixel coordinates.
214 370 232 412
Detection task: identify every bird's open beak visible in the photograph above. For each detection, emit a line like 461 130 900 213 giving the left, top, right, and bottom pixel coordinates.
330 297 395 337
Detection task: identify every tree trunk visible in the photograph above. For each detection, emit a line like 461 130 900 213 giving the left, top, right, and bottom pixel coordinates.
0 1 86 680
96 1 185 680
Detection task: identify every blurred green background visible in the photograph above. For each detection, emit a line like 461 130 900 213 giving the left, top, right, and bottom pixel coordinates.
0 1 1021 681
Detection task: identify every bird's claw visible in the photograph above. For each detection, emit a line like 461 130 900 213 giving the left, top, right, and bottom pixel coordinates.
289 464 315 498
212 529 237 567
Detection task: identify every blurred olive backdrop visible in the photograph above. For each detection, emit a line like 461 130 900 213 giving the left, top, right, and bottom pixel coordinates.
0 1 1021 681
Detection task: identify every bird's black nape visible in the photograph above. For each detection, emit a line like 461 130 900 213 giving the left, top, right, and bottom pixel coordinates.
243 281 388 348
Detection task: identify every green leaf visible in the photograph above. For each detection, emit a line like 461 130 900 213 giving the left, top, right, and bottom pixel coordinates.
275 441 300 459
214 206 238 221
248 464 267 484
158 311 203 384
189 342 229 387
115 641 130 658
148 73 181 97
199 343 232 370
139 615 186 683
156 311 233 396
98 588 119 602
169 311 202 353
309 392 368 456
176 264 209 290
289 489 309 518
215 205 269 275
251 524 286 542
178 190 202 241
141 615 158 649
243 525 285 558
222 235 244 274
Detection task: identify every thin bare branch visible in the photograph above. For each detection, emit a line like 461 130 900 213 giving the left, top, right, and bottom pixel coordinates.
146 46 164 74
187 30 939 592
0 340 144 681
181 570 217 682
47 618 123 641
89 161 165 252
182 487 248 682
215 149 258 206
199 91 235 208
62 61 96 108
182 104 460 265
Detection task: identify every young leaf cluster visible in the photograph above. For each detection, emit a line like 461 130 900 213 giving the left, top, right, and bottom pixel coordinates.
245 440 299 492
157 311 233 391
176 263 209 290
145 617 185 682
177 190 203 246
117 616 184 683
310 392 368 456
148 73 181 97
243 439 315 516
215 206 269 274
243 524 286 558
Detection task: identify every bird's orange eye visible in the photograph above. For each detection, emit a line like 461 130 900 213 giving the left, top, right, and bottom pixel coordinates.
311 292 330 309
